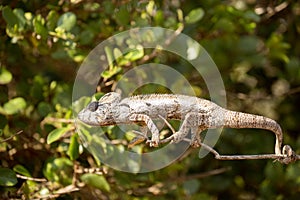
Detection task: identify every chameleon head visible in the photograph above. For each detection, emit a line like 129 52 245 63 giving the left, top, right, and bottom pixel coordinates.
77 101 116 126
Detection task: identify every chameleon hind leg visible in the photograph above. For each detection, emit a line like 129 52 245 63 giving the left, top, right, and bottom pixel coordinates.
159 112 207 147
171 112 208 145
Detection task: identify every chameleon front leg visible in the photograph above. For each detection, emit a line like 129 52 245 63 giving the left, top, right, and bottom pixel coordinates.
129 114 160 147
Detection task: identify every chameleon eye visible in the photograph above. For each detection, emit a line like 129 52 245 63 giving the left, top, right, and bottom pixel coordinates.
87 101 98 112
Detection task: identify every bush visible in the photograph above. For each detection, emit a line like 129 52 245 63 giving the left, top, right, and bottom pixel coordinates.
1 1 299 199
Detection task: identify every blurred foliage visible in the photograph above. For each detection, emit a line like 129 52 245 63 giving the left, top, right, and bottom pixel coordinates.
0 0 300 199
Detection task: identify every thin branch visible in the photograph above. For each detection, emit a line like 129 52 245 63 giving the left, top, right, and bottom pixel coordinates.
41 117 75 128
172 167 231 182
287 86 300 95
37 185 80 200
16 174 47 182
0 130 23 143
54 185 80 195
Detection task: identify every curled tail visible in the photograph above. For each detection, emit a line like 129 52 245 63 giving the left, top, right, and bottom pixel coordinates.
223 110 283 155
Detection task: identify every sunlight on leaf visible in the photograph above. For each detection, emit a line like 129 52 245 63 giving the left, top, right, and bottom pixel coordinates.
81 173 110 192
0 68 12 84
3 97 26 115
47 127 70 144
43 157 73 185
57 12 76 31
13 165 31 177
185 8 204 24
67 133 80 160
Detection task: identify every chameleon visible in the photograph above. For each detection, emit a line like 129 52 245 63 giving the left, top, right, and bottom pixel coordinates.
78 92 285 157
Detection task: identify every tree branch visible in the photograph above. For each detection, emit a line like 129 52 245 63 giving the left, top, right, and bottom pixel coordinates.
0 130 23 143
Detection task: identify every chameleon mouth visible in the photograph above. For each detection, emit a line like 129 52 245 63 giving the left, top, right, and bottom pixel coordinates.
77 109 87 123
77 108 106 126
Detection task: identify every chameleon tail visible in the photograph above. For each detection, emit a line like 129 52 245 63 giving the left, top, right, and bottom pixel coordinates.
224 110 283 155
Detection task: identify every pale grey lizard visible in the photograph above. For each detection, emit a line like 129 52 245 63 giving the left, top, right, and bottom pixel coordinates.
78 92 285 157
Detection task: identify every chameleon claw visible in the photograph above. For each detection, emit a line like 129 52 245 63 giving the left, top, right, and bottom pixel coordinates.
190 139 201 148
190 134 201 148
146 140 159 147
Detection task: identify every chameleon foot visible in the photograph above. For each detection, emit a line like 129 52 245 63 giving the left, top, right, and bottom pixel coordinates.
190 136 201 148
146 136 159 147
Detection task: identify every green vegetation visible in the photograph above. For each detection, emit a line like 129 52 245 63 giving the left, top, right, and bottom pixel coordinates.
1 0 300 199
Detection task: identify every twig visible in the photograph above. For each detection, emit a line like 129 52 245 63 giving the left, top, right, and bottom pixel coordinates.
37 185 80 200
0 130 23 143
16 174 47 182
164 23 184 46
41 117 75 128
172 167 231 182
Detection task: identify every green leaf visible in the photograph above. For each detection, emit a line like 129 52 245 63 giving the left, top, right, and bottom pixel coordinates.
124 46 144 61
267 33 290 63
46 10 59 31
37 102 52 117
33 14 48 39
79 29 95 45
0 68 13 84
67 133 80 160
3 97 26 115
185 8 205 24
57 12 77 31
101 66 121 79
146 1 155 16
13 165 31 177
43 157 73 185
103 0 114 14
80 173 110 192
113 48 123 60
104 46 114 69
47 127 70 144
154 10 164 25
13 8 26 29
114 6 130 26
2 6 19 28
0 168 17 186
